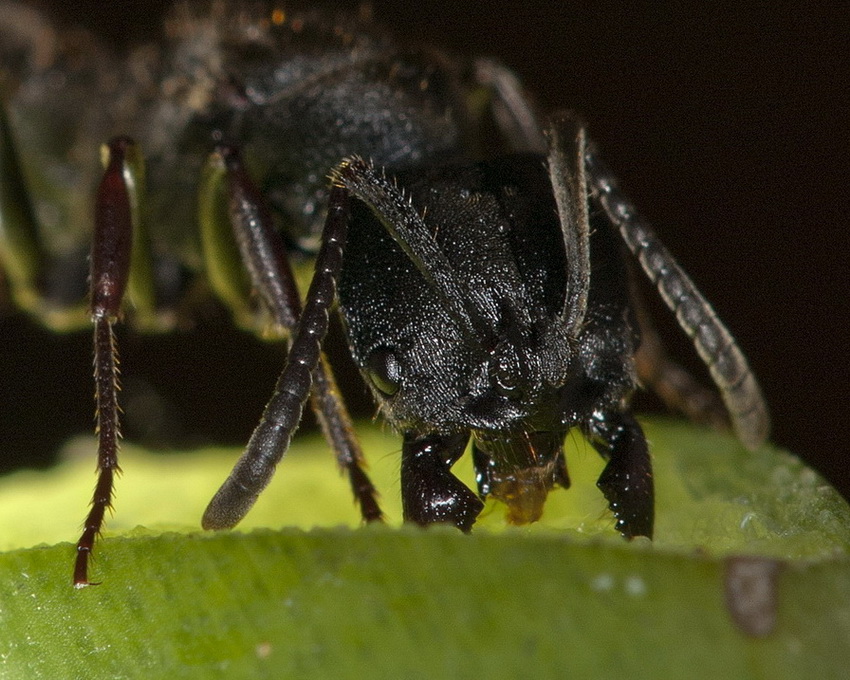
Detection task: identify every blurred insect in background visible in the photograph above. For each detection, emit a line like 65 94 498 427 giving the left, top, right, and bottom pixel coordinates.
0 1 769 586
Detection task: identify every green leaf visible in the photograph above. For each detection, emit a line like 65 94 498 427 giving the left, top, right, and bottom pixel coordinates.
1 418 849 678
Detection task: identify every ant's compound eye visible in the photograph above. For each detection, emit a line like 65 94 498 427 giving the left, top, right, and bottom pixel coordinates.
365 347 402 396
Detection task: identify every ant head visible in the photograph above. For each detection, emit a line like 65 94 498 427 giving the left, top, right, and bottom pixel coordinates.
336 155 581 433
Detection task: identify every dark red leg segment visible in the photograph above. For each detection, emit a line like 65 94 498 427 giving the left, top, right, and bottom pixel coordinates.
74 138 134 587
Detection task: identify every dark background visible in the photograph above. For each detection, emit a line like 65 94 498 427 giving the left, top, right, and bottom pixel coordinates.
1 1 848 499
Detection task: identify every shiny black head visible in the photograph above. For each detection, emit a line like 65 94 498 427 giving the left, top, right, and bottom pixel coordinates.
336 154 591 520
338 156 580 426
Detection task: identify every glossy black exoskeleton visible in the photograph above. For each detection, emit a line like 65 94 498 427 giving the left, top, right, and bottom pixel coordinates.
0 2 769 585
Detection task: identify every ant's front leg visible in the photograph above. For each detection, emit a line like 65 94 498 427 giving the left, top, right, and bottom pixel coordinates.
585 410 654 539
401 431 483 532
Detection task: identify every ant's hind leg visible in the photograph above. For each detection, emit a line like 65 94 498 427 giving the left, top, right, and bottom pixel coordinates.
76 137 156 586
